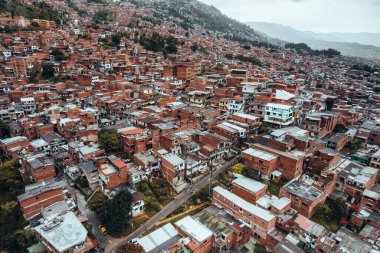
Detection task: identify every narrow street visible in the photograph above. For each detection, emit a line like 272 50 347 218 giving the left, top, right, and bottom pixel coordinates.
75 191 109 245
105 156 240 253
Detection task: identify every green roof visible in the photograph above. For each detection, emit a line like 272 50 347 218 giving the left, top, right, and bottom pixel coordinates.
27 242 48 253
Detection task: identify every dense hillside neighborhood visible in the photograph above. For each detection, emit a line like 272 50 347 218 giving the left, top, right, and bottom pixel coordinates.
0 0 379 253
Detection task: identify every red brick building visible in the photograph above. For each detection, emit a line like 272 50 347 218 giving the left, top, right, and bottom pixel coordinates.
231 176 268 204
242 148 279 180
0 136 30 158
160 153 186 192
175 216 214 253
99 155 129 189
279 179 327 218
17 180 66 220
212 186 276 246
22 155 56 182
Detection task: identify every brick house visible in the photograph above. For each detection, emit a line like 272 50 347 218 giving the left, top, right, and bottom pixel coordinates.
361 188 380 212
291 214 326 251
279 179 327 218
22 154 56 182
78 145 106 161
242 148 279 180
212 186 276 246
197 132 230 159
248 128 312 180
232 113 260 127
0 136 30 158
17 180 66 220
193 206 251 250
98 155 129 189
118 126 148 155
231 176 268 204
161 153 187 192
326 133 348 151
337 165 378 204
175 216 214 253
302 113 339 138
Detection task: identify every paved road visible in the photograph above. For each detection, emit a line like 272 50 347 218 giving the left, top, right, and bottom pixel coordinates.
105 156 240 253
76 192 109 245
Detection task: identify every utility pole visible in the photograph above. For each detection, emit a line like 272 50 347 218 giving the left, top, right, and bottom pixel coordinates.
208 160 213 198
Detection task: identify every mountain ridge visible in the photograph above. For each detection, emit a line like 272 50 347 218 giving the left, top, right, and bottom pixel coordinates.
247 21 380 60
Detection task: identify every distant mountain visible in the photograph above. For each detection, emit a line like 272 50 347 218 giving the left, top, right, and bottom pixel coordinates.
307 32 380 47
247 22 380 60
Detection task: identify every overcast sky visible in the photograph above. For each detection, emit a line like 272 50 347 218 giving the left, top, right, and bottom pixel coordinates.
199 0 380 33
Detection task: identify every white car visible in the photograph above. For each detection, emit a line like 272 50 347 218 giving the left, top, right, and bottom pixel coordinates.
130 238 139 244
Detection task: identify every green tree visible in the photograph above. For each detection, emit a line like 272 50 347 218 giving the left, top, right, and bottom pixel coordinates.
93 10 115 24
140 33 179 55
98 190 133 236
225 54 234 60
235 54 262 66
190 43 199 52
165 44 178 54
0 161 33 252
257 123 271 134
42 64 55 79
140 32 165 52
28 67 40 83
9 230 36 251
51 49 65 62
0 160 24 196
98 129 122 153
117 242 145 253
315 203 332 220
242 167 261 181
0 0 65 24
0 201 34 252
345 139 362 151
334 124 347 133
87 192 108 214
0 119 10 138
213 63 224 71
111 34 121 46
329 197 348 220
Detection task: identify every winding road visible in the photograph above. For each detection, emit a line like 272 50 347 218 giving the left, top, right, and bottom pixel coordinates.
105 156 240 253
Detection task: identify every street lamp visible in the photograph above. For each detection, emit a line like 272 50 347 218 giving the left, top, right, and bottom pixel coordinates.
208 159 214 198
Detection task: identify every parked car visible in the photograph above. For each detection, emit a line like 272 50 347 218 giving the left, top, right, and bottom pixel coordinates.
98 225 107 234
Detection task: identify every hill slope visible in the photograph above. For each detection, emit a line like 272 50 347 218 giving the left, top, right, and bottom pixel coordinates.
131 0 266 44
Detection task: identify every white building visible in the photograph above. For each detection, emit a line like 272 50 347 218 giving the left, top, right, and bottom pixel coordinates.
34 211 91 252
221 122 247 138
242 82 259 94
264 103 294 127
227 97 245 114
